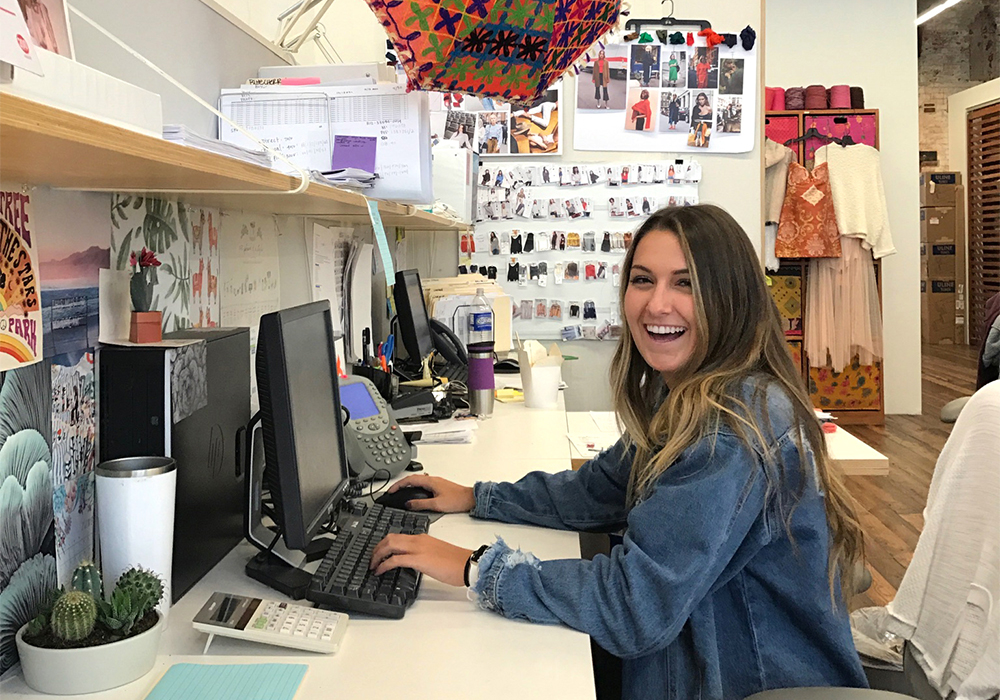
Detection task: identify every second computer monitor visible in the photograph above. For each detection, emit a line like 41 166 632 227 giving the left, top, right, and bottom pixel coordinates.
256 301 350 550
394 269 434 363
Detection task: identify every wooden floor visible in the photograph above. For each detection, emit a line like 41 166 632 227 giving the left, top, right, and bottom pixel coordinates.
845 343 980 609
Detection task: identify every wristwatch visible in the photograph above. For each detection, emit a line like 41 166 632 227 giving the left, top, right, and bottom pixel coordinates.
464 544 490 588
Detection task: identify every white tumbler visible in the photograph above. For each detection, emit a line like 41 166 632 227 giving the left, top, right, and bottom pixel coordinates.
96 457 176 614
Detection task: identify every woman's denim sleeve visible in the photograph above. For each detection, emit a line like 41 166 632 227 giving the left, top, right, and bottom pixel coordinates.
469 439 632 532
470 432 771 659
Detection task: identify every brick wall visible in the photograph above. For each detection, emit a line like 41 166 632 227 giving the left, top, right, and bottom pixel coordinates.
918 0 1000 169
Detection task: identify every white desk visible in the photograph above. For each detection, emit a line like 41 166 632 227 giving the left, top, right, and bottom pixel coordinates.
1 398 596 700
566 411 889 476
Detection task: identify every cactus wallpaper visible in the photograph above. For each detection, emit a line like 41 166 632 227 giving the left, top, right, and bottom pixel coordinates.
0 361 56 675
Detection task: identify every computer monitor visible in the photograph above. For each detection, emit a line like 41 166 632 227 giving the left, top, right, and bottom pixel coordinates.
394 269 434 363
255 300 350 551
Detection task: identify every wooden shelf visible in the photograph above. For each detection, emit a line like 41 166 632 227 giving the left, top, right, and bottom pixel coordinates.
0 94 468 231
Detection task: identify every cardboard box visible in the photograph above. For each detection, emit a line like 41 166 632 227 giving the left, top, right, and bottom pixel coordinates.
920 206 959 243
925 242 959 278
919 172 963 207
921 279 965 344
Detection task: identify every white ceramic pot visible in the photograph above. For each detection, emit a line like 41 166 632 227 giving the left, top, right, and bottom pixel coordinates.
15 612 164 695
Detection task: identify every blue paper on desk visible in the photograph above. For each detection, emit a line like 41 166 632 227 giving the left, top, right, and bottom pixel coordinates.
332 135 377 173
144 663 308 700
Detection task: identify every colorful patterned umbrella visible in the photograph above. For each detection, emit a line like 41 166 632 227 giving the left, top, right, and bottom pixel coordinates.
366 0 621 103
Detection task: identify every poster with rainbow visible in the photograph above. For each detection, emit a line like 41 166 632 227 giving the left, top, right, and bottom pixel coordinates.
0 212 43 368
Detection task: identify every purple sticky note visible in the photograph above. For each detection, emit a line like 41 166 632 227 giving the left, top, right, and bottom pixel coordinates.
331 135 377 172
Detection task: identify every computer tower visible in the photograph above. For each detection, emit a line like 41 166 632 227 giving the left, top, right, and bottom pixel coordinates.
98 328 250 601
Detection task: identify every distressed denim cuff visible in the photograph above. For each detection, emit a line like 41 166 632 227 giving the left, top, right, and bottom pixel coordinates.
470 481 495 520
468 536 542 614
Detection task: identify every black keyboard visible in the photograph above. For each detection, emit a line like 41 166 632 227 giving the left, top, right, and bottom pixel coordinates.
436 362 468 384
307 503 430 619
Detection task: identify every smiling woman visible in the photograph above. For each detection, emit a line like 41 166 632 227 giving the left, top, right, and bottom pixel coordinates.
369 205 870 700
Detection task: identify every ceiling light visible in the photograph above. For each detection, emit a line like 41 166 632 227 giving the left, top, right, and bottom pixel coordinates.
916 0 967 25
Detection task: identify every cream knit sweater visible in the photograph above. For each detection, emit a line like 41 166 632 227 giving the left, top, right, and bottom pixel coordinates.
815 144 897 259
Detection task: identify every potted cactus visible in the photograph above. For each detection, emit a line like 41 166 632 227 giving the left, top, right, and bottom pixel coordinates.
15 562 167 695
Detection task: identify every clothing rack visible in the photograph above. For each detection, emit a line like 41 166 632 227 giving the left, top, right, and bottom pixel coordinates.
764 108 885 426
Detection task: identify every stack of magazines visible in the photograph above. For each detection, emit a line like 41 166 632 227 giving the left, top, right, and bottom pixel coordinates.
162 125 271 168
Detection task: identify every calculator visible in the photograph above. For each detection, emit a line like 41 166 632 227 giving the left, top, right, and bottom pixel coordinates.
193 591 348 654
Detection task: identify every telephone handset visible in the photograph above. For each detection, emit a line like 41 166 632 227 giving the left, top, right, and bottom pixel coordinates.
429 318 468 366
338 376 411 481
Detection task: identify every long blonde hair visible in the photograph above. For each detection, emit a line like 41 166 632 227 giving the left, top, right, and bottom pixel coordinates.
610 205 864 599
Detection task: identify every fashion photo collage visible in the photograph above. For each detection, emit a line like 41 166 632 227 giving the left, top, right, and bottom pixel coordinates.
578 43 746 148
432 86 562 157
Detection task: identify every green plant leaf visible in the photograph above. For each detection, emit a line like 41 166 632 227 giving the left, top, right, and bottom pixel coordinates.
143 198 178 253
116 230 134 270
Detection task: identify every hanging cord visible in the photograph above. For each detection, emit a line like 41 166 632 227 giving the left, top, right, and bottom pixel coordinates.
66 4 310 196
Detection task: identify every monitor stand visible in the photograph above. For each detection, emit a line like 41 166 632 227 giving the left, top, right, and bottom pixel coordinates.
243 416 333 599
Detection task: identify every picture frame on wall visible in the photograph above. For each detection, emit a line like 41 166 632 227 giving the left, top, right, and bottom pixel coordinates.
17 0 74 58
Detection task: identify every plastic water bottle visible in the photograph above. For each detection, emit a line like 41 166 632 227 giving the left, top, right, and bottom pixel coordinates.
467 288 495 416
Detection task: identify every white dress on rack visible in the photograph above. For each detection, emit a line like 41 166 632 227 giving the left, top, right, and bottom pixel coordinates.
806 143 890 370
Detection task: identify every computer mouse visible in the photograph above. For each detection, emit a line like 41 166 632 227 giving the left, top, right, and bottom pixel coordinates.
374 486 434 510
494 358 520 373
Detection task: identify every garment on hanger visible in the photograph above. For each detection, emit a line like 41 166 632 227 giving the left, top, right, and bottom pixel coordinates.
764 223 780 272
814 144 896 259
776 162 842 258
764 138 796 225
805 237 883 369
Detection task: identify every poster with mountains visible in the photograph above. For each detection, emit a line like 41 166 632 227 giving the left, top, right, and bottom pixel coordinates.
40 245 107 358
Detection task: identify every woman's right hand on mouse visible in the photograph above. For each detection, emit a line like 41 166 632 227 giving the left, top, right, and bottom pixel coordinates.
387 475 476 513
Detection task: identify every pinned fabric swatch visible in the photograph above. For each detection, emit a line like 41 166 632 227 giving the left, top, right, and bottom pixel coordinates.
722 33 737 48
638 32 654 43
655 30 670 44
698 28 724 48
669 31 685 44
740 25 756 50
686 32 694 46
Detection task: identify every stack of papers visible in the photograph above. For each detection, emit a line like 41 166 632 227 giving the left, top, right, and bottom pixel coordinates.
310 168 378 190
162 125 271 168
405 417 479 445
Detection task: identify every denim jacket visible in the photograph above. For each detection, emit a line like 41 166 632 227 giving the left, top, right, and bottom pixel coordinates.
469 381 867 700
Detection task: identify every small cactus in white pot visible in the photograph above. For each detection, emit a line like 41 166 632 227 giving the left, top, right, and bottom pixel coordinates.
15 562 166 694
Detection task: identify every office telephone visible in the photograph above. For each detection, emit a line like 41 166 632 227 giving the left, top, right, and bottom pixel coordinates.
339 375 411 481
429 318 468 366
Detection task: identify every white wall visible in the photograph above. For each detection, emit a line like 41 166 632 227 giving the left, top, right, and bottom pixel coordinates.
765 0 922 416
68 0 291 137
948 78 1000 342
206 0 386 66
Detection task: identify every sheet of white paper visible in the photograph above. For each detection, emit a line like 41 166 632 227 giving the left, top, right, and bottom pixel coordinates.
589 411 621 435
310 223 347 334
348 243 373 361
98 269 132 342
567 434 617 458
100 338 202 348
402 417 480 436
219 92 332 173
219 213 281 411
